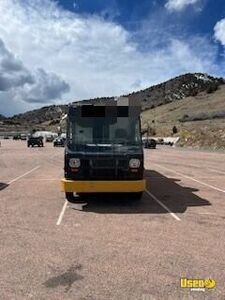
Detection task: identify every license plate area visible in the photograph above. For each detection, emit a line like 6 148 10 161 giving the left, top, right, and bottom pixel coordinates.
91 159 116 168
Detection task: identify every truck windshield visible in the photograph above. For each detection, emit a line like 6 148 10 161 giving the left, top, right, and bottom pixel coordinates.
67 116 141 148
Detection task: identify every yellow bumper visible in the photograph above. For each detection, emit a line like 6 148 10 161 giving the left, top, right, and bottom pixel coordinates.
61 178 146 193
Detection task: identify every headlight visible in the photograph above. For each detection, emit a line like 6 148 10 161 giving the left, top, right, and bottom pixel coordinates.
69 158 81 168
129 158 140 168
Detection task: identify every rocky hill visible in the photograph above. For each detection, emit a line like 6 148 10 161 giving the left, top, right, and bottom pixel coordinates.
128 73 224 110
142 84 225 150
1 73 225 150
3 73 224 127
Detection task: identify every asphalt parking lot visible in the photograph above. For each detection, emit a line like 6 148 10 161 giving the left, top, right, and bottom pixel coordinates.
0 140 225 300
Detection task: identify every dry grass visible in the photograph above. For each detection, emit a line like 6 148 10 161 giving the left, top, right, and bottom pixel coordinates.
141 86 225 150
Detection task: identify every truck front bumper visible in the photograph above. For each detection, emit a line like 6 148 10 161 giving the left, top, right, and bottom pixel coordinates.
61 178 146 193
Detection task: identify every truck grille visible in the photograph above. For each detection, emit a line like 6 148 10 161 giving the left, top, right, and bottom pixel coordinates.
91 169 116 179
91 159 115 168
66 157 142 180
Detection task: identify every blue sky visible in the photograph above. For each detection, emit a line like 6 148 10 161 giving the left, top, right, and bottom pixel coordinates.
60 0 225 33
0 0 225 116
61 0 225 56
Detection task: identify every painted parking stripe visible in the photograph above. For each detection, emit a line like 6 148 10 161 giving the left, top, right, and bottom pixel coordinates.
145 189 181 221
8 166 40 184
56 200 68 225
153 163 225 193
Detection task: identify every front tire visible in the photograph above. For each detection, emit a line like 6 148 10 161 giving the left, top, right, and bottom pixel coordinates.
65 192 79 203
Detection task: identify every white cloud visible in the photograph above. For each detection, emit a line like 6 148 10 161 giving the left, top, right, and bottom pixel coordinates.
165 0 201 12
0 0 222 116
13 68 70 104
0 38 69 103
214 18 225 46
0 38 34 91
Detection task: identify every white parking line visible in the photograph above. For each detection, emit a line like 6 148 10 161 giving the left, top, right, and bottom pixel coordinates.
56 200 68 225
145 189 181 221
153 163 225 193
8 166 40 184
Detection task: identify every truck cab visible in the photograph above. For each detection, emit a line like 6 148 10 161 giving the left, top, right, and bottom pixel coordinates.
61 97 145 202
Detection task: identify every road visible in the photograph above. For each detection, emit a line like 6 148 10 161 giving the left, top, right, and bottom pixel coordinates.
0 140 225 300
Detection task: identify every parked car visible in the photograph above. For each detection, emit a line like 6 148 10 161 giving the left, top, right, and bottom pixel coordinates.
53 137 65 147
20 134 27 140
157 138 164 145
13 135 21 140
27 136 44 147
164 141 174 146
144 138 156 149
46 135 54 142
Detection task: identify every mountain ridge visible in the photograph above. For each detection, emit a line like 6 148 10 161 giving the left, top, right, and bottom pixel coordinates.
3 72 224 127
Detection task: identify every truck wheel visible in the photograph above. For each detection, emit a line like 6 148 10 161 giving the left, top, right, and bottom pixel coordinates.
65 192 79 203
